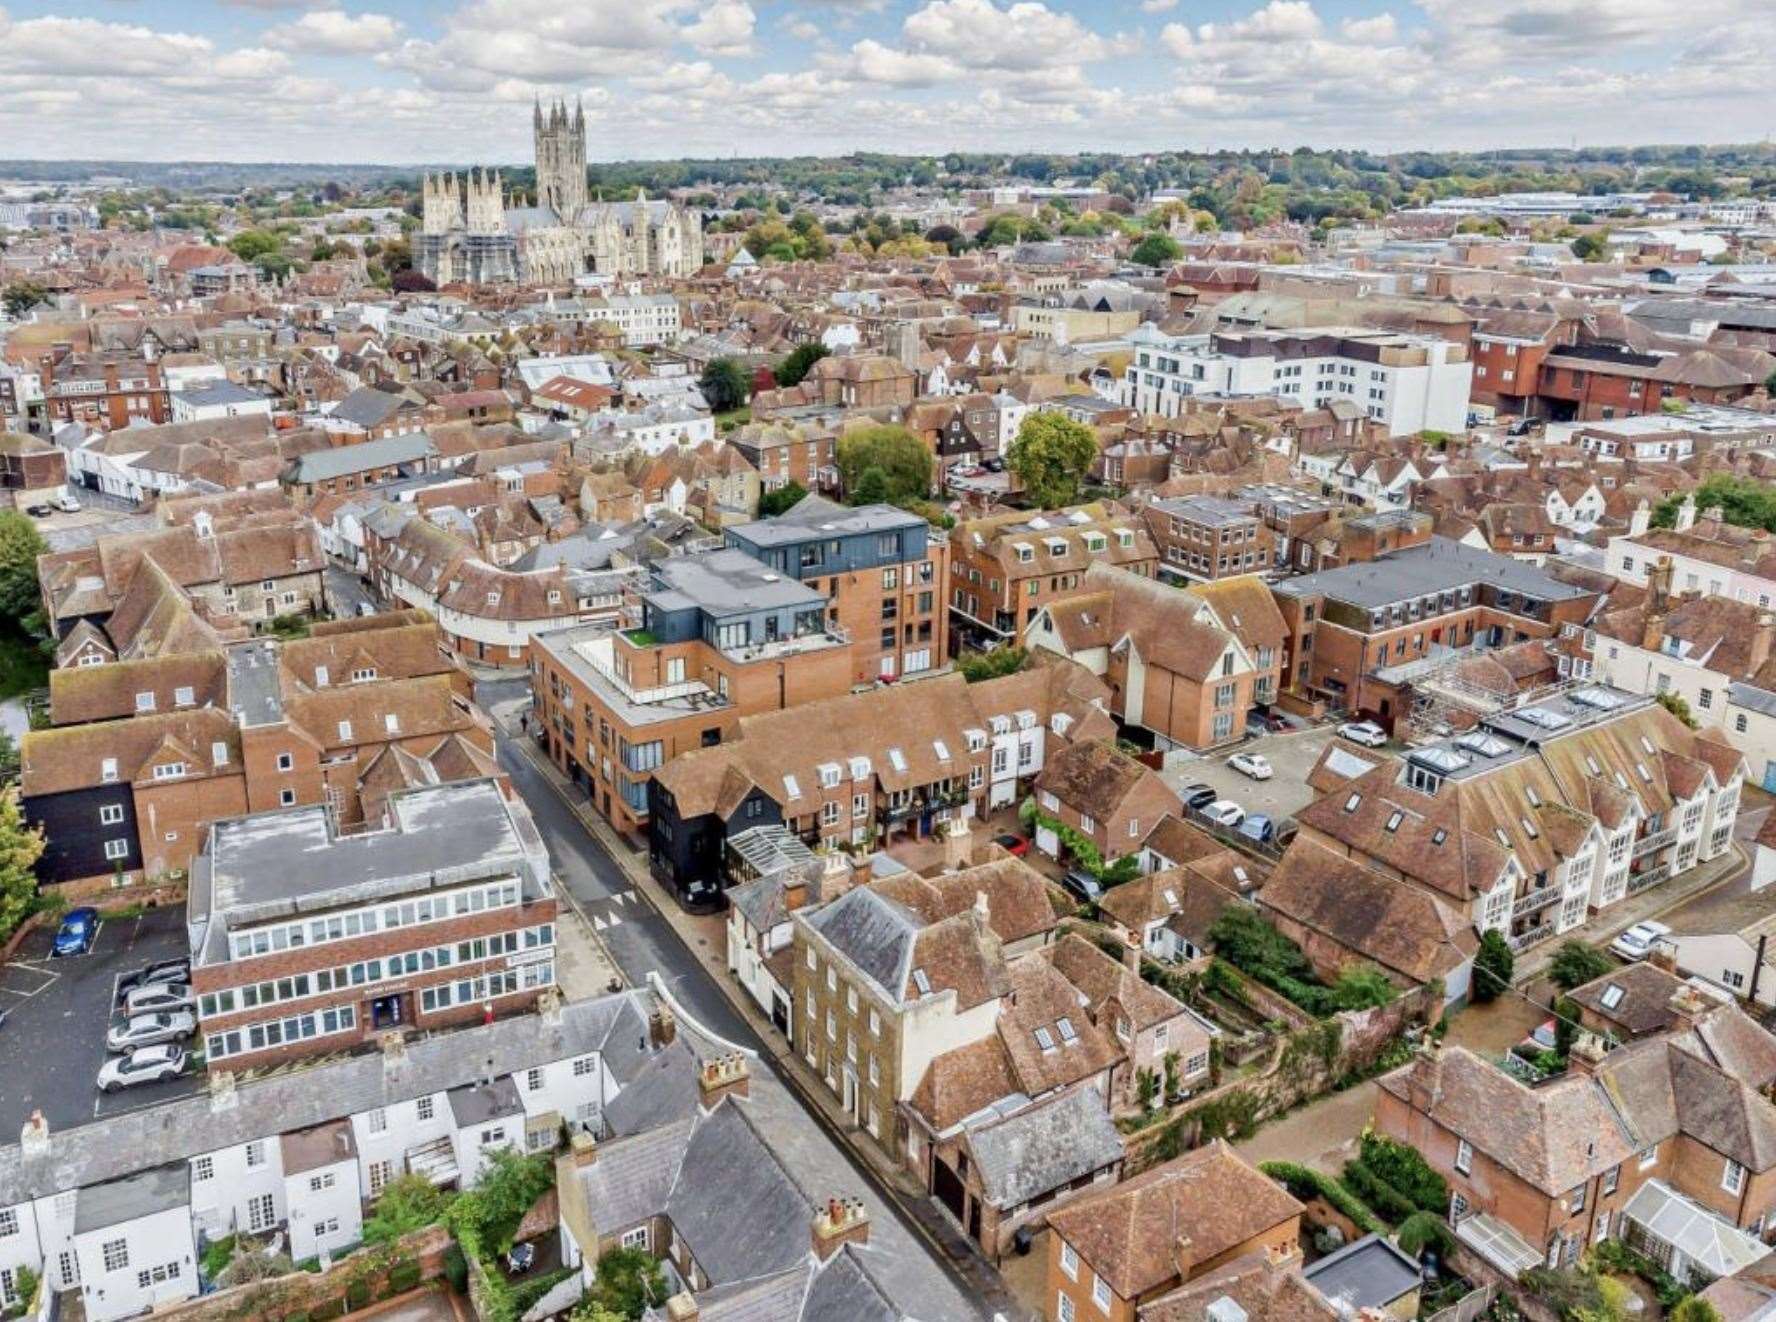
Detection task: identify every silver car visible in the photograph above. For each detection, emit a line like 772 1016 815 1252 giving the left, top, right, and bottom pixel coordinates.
124 983 195 1017
106 1011 196 1053
97 1044 187 1092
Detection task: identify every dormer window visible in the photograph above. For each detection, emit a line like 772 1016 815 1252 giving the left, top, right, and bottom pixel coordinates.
101 757 119 783
338 720 353 741
152 762 187 781
385 714 400 734
314 666 330 687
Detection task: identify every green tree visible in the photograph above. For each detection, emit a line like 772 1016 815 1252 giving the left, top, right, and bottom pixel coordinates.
1553 995 1582 1059
698 357 750 413
1549 940 1613 992
0 512 47 637
834 425 933 505
577 1247 665 1320
956 646 1028 682
0 789 47 951
362 1173 452 1245
1330 963 1397 1010
227 229 281 262
1651 475 1776 534
1007 412 1098 509
1472 928 1514 1003
3 282 49 318
1655 691 1697 728
1129 232 1182 267
757 481 808 517
1570 232 1609 261
774 341 829 387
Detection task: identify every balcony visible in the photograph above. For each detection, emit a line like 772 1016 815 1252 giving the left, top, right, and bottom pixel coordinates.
1514 886 1562 918
1633 827 1677 857
1627 862 1672 894
1509 924 1558 953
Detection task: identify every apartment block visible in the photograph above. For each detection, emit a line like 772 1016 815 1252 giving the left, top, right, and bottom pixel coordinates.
528 548 855 841
725 496 950 684
1140 495 1276 585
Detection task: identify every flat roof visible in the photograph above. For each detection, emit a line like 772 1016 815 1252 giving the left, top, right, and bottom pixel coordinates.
226 639 283 728
1302 1234 1422 1312
1153 495 1257 525
644 548 826 618
729 498 923 547
1272 536 1591 610
200 778 545 932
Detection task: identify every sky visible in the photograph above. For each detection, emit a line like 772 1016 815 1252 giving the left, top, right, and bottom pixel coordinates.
0 0 1771 165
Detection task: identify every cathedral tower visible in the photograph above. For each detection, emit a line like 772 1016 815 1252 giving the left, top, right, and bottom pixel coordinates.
534 97 587 221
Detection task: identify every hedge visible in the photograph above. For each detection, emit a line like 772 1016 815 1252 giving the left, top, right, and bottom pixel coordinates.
1342 1158 1417 1224
1259 1161 1387 1236
1397 1211 1456 1259
1360 1131 1449 1213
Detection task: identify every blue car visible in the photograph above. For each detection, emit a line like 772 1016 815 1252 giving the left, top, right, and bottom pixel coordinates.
1236 814 1276 846
52 907 100 957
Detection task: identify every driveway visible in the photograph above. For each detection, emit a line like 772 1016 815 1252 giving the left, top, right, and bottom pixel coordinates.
0 905 202 1133
1161 725 1343 826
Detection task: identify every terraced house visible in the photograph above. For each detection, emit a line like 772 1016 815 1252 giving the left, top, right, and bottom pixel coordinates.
1267 684 1744 995
646 661 1115 907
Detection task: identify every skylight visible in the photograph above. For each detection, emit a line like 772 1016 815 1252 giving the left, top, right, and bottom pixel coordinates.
1410 747 1472 774
1635 762 1652 783
1521 816 1539 839
1456 733 1512 758
1163 888 1180 907
887 747 907 772
933 740 950 762
1639 735 1656 756
1431 828 1448 846
1601 984 1625 1010
1057 1017 1078 1044
783 774 802 800
1494 828 1511 847
1516 707 1573 731
1385 811 1404 833
1571 687 1626 711
1034 1026 1056 1052
1586 755 1603 776
911 968 931 995
1344 793 1362 813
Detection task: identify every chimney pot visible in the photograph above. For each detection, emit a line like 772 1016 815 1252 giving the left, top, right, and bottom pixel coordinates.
19 1110 49 1157
812 1196 870 1261
1567 1031 1609 1077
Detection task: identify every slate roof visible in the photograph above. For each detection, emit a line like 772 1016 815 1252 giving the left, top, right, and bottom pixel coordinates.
964 1084 1123 1210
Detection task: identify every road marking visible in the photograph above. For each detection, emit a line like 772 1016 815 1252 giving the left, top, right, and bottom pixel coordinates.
592 914 607 931
605 912 623 928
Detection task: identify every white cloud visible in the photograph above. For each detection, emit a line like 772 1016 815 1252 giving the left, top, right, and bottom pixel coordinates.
827 38 963 85
1139 0 1178 11
901 0 1113 69
266 10 403 55
683 0 756 54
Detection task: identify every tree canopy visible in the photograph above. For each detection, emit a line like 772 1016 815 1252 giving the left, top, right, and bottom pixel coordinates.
2 282 48 318
1129 232 1183 267
0 513 47 638
835 425 933 506
774 341 829 388
1652 475 1776 534
758 481 808 518
698 357 750 413
1007 412 1099 509
1549 940 1614 992
1472 929 1514 1003
0 789 46 946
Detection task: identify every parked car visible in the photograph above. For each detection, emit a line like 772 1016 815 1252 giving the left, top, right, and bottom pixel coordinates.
992 833 1030 857
1228 752 1273 781
505 1243 536 1275
1202 800 1246 828
1182 784 1219 811
1236 814 1276 846
1610 920 1673 963
124 983 196 1017
1060 870 1105 906
55 491 81 513
357 601 377 617
52 907 100 957
96 1044 187 1093
1512 1018 1559 1061
23 504 50 518
1338 721 1389 748
106 1011 197 1053
116 959 191 1003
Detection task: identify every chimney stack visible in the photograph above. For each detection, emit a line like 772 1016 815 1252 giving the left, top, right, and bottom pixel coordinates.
1668 983 1709 1036
697 1052 751 1109
1264 1239 1298 1269
1649 555 1674 615
380 1029 408 1075
1567 1031 1609 1077
1171 1231 1196 1283
944 816 973 872
811 1197 871 1262
209 1069 239 1112
19 1110 48 1159
1630 499 1652 537
1675 494 1697 534
568 1131 599 1169
1701 505 1725 533
664 1295 699 1322
1647 944 1678 975
650 1003 677 1049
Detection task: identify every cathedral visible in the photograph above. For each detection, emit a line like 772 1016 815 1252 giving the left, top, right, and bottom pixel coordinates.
416 99 705 287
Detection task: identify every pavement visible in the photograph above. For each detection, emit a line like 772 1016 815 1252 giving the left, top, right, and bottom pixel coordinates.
477 683 1027 1320
0 905 202 1134
1162 725 1342 827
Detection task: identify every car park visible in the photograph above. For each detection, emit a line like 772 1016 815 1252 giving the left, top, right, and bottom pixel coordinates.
1338 721 1389 748
1236 814 1276 846
992 833 1030 857
1061 870 1105 906
1610 920 1673 963
124 983 195 1017
97 1044 187 1093
1202 799 1245 828
1182 784 1219 811
105 1011 196 1053
52 907 100 957
115 959 190 1003
1228 752 1273 781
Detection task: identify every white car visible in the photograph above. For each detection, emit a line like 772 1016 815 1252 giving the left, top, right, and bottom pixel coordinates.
97 1044 187 1093
1610 921 1673 963
1228 752 1273 781
1202 799 1246 828
124 983 195 1017
106 1011 196 1053
1338 721 1389 748
55 491 81 513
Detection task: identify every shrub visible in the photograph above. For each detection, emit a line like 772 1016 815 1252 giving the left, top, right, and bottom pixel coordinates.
442 1244 468 1294
345 1281 372 1310
201 1234 238 1282
363 1174 453 1245
1360 1132 1448 1213
1210 908 1336 1016
387 1261 421 1293
1396 1210 1456 1259
1549 941 1613 992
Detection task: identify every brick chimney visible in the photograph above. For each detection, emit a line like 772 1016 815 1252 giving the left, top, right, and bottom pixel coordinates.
1264 1239 1297 1269
209 1069 239 1112
1701 505 1725 534
664 1295 699 1322
1171 1231 1196 1283
1675 494 1697 533
1668 983 1709 1036
1567 1031 1608 1078
650 1002 677 1049
19 1110 48 1159
812 1197 870 1262
380 1029 408 1075
698 1051 751 1109
568 1131 598 1169
1750 612 1776 678
1647 944 1678 975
